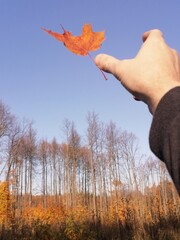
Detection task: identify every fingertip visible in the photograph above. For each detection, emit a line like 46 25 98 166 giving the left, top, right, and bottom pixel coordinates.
95 54 120 72
94 54 111 73
142 29 163 42
94 54 108 68
142 31 150 42
94 54 102 66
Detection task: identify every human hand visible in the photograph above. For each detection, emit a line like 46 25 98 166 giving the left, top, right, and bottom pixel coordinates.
95 29 180 114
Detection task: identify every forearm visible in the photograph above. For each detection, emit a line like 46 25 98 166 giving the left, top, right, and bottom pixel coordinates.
149 87 180 195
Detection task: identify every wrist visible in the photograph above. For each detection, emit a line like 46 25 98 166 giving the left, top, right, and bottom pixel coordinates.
149 84 180 115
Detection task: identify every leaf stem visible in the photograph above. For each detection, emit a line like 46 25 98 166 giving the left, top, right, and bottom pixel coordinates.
60 24 66 32
87 52 108 80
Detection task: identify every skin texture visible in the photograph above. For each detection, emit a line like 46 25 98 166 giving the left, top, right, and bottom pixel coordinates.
95 29 180 114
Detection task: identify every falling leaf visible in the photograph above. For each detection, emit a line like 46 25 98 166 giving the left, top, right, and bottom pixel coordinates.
41 23 107 79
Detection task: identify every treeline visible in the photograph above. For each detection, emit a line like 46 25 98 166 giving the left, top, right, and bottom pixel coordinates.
0 100 180 240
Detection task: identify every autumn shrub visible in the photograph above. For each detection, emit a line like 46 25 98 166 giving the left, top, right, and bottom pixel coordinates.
22 205 66 226
0 182 12 226
0 190 180 240
64 216 97 240
143 215 180 240
31 220 57 240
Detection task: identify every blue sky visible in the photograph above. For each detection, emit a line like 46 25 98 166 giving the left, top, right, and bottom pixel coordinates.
1 1 180 155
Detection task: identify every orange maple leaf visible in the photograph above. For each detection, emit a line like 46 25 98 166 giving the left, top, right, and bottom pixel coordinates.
41 23 105 56
41 23 107 79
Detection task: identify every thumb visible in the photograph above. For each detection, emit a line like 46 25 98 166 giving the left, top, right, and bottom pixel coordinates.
95 54 139 100
95 54 123 80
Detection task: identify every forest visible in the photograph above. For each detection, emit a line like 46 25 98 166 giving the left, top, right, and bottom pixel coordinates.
0 100 180 240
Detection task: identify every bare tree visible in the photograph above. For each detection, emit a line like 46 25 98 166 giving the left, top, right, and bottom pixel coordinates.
38 139 49 208
105 121 122 233
0 101 14 139
86 112 99 224
23 123 37 206
68 123 81 208
0 101 15 178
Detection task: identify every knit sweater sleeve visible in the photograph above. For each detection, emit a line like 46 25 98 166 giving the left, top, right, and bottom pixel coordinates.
149 87 180 195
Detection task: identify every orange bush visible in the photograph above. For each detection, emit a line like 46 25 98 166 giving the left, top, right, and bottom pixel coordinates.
0 181 12 224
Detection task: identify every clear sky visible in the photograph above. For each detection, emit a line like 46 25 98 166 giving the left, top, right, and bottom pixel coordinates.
1 1 180 155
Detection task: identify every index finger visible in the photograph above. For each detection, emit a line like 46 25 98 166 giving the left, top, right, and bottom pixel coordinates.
142 29 164 42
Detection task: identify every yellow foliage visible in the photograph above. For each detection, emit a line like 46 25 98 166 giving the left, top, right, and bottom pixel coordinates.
0 181 12 224
71 205 89 223
22 205 66 225
118 204 126 224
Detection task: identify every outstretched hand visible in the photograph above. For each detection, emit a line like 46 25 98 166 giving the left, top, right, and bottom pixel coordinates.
95 29 180 114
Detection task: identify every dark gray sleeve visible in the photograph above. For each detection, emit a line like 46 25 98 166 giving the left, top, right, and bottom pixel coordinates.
149 87 180 195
